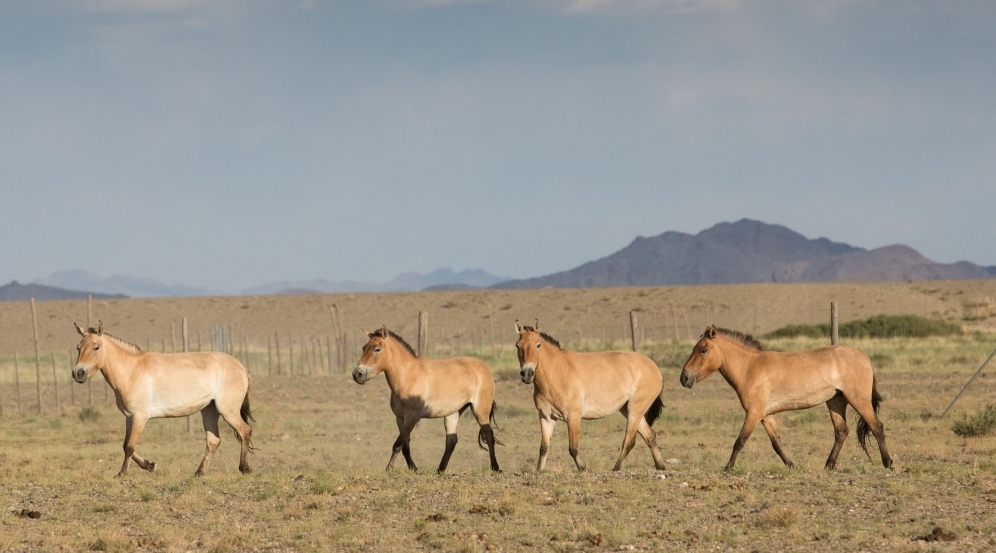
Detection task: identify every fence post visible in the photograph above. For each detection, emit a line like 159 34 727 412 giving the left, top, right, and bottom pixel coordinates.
288 334 294 376
31 298 42 414
14 352 22 414
275 332 282 375
418 311 428 357
50 353 60 412
830 301 839 345
184 318 192 432
69 349 76 407
629 311 640 352
330 304 343 373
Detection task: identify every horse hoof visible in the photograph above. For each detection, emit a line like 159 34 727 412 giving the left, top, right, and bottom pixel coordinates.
147 462 157 474
240 466 252 475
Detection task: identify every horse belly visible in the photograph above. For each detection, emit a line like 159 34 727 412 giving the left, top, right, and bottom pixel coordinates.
766 384 836 414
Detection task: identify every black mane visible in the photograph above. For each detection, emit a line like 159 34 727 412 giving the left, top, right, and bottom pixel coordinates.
715 327 762 351
376 327 417 357
522 326 561 349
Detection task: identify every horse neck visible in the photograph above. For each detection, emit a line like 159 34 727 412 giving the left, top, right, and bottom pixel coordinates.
532 345 566 391
97 340 141 390
715 337 758 390
380 343 419 392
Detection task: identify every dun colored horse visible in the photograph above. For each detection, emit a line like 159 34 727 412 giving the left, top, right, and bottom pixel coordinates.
514 320 666 471
72 322 254 476
679 325 892 470
352 327 501 473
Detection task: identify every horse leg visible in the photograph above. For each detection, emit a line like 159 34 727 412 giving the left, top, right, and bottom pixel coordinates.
480 423 501 472
759 415 794 468
822 393 849 469
437 412 460 473
567 416 586 471
726 411 763 471
635 418 666 470
536 414 556 471
217 401 253 475
849 396 893 469
388 414 420 472
195 403 222 476
119 415 153 476
611 406 643 471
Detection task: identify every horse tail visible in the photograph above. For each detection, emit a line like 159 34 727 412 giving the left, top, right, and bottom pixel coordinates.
856 376 883 458
477 401 504 450
644 394 664 427
236 376 257 453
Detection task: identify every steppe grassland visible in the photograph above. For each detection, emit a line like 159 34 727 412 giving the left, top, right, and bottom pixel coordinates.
3 332 996 551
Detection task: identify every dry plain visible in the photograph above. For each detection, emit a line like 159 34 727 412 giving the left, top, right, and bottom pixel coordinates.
2 280 996 552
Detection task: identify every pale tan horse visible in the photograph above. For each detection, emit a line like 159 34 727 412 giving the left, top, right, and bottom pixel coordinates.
514 320 666 471
72 322 254 477
352 327 501 473
679 325 892 470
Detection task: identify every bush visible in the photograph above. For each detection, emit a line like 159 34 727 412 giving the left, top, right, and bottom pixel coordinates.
765 315 962 340
952 405 996 437
78 406 101 423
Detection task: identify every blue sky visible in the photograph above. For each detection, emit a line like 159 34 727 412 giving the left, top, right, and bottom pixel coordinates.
1 0 994 293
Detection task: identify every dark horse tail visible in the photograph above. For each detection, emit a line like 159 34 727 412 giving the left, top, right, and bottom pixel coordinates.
237 377 257 452
644 394 665 427
477 401 504 450
856 377 882 458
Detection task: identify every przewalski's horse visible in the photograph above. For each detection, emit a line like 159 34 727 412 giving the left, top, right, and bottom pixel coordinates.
514 320 666 471
679 325 893 471
72 322 254 477
352 327 501 473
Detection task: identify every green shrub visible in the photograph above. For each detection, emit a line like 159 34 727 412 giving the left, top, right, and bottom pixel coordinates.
78 406 101 423
765 315 962 340
952 405 996 437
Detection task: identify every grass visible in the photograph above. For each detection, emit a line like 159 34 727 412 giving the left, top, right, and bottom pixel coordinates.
1 333 996 550
952 404 996 437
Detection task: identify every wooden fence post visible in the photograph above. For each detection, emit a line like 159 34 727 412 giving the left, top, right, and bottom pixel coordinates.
830 301 839 345
418 311 428 357
288 334 294 376
629 311 640 352
14 352 22 414
183 318 192 432
31 298 42 414
50 353 60 412
330 304 343 373
275 332 282 375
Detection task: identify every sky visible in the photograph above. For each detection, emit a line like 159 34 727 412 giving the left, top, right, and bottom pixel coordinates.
1 0 994 294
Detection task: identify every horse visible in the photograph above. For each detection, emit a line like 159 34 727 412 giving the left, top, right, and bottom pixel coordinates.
514 320 666 471
72 322 254 477
679 325 893 471
352 326 501 473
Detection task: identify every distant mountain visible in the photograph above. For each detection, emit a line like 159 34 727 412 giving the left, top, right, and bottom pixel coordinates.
33 270 222 298
0 280 127 302
243 268 508 295
492 219 996 289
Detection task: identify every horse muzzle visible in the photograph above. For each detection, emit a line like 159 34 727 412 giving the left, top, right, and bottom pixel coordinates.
679 370 696 389
520 364 535 384
72 366 90 384
352 366 370 385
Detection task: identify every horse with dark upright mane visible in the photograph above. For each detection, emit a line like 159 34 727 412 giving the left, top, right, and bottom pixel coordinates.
72 322 254 477
515 320 666 471
352 326 501 473
680 325 892 470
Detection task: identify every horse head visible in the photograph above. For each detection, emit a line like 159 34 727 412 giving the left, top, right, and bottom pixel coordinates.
353 326 397 385
514 319 546 384
72 320 106 383
679 325 723 388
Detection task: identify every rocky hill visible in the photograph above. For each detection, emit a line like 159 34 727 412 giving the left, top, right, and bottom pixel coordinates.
493 219 996 289
0 281 127 302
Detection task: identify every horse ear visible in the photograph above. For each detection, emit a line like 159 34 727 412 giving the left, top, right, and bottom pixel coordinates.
534 319 540 331
514 320 522 334
705 325 717 339
74 322 86 336
96 320 103 335
378 326 388 337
